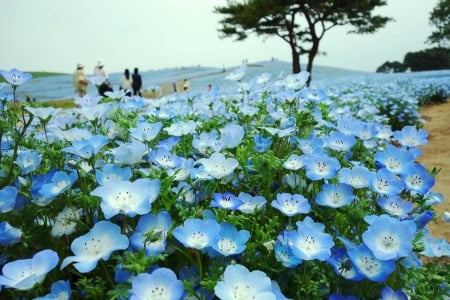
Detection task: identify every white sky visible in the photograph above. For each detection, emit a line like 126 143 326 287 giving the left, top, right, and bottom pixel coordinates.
0 0 438 73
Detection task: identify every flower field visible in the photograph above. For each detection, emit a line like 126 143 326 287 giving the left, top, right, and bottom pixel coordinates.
0 65 449 299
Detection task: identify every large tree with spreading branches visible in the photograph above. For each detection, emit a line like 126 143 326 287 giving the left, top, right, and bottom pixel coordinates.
427 0 450 48
215 0 392 84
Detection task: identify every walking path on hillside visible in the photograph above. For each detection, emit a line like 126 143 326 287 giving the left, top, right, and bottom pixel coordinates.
418 101 450 240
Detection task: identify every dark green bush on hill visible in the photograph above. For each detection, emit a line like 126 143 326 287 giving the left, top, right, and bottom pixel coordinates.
403 47 450 71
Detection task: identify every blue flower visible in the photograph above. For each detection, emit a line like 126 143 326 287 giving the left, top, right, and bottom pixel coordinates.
374 144 414 175
295 135 324 154
253 134 272 153
338 166 372 189
225 65 247 81
380 286 408 300
420 230 450 257
275 232 302 268
392 126 428 148
130 211 172 256
149 148 182 169
286 216 334 261
413 210 434 228
211 192 243 210
172 218 220 250
129 121 163 142
327 248 364 281
108 140 147 165
236 192 267 213
369 168 404 196
212 222 250 256
0 185 17 213
130 268 184 300
220 124 245 149
0 249 58 290
34 280 71 300
0 68 32 86
38 169 78 199
401 163 435 194
315 183 354 208
62 134 108 159
376 196 413 218
51 206 82 237
271 193 311 217
304 153 341 180
362 214 416 260
347 243 396 282
282 154 306 170
95 163 132 185
164 120 198 136
61 221 129 273
283 71 310 90
214 264 278 299
14 150 42 175
0 221 21 245
91 178 160 219
324 131 356 152
196 152 239 179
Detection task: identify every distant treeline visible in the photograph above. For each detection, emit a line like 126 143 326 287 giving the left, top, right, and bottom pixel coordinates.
376 47 450 73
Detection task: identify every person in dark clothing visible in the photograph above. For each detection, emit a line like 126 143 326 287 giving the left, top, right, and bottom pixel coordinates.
98 79 113 97
132 67 142 96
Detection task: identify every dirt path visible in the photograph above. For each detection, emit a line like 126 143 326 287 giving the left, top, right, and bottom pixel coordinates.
418 101 450 240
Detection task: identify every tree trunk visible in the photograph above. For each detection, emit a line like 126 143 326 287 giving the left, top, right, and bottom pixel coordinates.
290 44 301 74
306 38 320 86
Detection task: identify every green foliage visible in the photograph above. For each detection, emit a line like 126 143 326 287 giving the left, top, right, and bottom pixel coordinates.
427 0 450 47
376 61 408 73
403 47 450 72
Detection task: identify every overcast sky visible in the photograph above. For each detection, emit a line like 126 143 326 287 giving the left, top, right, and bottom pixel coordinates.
0 0 438 74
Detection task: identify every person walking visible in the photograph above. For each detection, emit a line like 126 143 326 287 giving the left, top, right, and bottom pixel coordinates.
132 67 142 96
73 63 89 97
93 60 108 96
119 68 133 97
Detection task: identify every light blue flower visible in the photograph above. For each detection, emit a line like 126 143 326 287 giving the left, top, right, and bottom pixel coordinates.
0 249 58 290
149 148 182 169
225 65 247 81
61 221 129 273
62 134 108 159
0 221 21 245
303 153 341 180
253 134 272 153
327 248 364 281
214 264 277 300
220 124 245 149
369 168 404 196
15 150 42 175
420 230 450 257
0 68 32 86
25 106 61 123
172 218 220 250
130 211 172 256
34 280 71 300
275 231 302 268
392 126 428 148
283 71 310 90
51 206 82 237
337 166 372 189
211 192 243 210
315 183 354 208
347 243 396 282
271 193 311 217
0 185 17 213
324 131 356 152
295 135 324 154
362 214 416 260
282 154 306 170
108 140 147 165
129 121 163 142
38 170 78 200
236 192 267 213
95 163 132 185
376 196 413 218
374 144 414 175
91 178 160 219
380 286 408 300
401 163 435 194
196 152 239 179
212 222 250 256
164 120 197 136
130 268 184 300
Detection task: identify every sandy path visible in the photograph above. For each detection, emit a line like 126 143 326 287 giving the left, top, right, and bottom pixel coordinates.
418 101 450 240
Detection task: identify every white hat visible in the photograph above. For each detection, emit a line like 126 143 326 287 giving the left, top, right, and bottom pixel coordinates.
77 63 84 68
96 60 105 67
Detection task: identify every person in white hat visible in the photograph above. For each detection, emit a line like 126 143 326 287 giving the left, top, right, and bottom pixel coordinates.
93 60 108 95
73 63 89 97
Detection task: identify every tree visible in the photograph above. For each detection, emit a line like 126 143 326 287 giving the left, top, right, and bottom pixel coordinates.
427 0 450 48
214 0 392 85
403 48 450 71
376 61 407 73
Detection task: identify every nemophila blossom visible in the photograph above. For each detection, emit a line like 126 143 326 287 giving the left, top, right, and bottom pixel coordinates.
401 163 435 194
211 192 243 210
393 125 428 148
0 185 17 213
157 136 181 151
149 148 182 169
34 280 71 300
171 181 197 204
25 106 61 123
220 124 245 149
0 68 32 86
0 249 58 290
192 130 222 153
51 206 82 237
62 134 108 159
324 131 356 152
420 230 450 257
253 134 272 153
282 153 306 170
362 214 416 260
442 211 450 223
412 209 434 229
295 135 324 154
303 153 341 180
212 222 250 256
95 163 132 185
130 211 172 256
369 168 404 196
315 183 354 208
91 178 160 219
0 221 21 245
336 117 361 136
38 169 78 199
338 165 372 188
424 191 444 205
271 193 311 217
15 150 42 175
172 218 220 250
196 152 239 179
130 268 184 300
214 264 278 300
225 64 247 81
73 94 103 107
164 120 197 136
286 216 334 261
129 121 163 142
376 196 413 218
283 71 310 90
347 243 396 282
61 221 129 273
374 144 414 174
327 248 364 281
236 192 267 213
379 286 408 300
108 140 147 165
275 232 302 268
